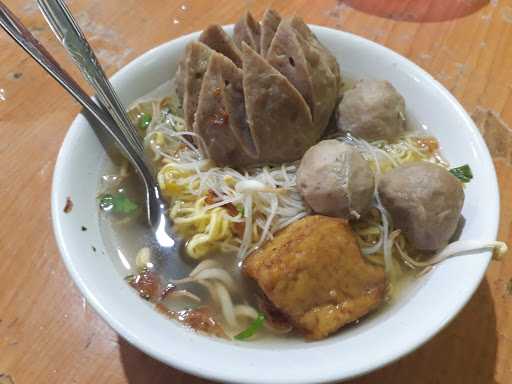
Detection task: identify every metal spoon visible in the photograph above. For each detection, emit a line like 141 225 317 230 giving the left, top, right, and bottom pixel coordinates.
36 0 144 156
36 0 179 251
0 2 178 254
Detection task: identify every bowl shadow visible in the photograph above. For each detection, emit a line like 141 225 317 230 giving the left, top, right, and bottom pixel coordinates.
118 278 497 384
118 338 212 384
339 0 489 23
349 277 498 384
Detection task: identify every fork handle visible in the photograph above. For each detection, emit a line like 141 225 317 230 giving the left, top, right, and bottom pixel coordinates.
37 0 145 155
0 1 161 227
0 2 104 129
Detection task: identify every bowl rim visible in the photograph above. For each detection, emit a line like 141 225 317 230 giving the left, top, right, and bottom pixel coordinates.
51 24 499 384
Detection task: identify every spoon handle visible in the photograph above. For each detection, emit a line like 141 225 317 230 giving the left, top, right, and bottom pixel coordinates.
0 1 129 154
0 1 162 228
37 0 145 155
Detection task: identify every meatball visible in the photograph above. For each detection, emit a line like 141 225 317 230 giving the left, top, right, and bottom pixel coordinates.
336 79 406 141
243 215 387 340
297 140 374 219
378 162 465 251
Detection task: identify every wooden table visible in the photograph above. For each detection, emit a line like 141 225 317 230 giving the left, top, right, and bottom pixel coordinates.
1 0 512 383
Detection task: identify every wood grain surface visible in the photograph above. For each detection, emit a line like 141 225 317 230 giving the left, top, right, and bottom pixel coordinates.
1 0 512 383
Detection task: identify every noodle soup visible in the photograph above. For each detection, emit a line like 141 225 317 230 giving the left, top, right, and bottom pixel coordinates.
95 9 504 342
97 77 448 340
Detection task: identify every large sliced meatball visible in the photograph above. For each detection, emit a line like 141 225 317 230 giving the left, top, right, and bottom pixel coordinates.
297 140 374 219
174 10 341 167
378 162 465 251
336 79 406 141
244 215 387 340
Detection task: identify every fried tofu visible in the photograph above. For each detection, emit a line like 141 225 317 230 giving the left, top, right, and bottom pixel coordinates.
243 215 387 340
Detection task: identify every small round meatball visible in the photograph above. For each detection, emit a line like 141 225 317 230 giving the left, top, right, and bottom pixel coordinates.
297 140 374 219
378 162 465 251
336 79 406 141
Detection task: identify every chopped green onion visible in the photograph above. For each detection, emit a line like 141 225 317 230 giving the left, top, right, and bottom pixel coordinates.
137 112 152 131
449 164 473 183
234 313 265 340
99 192 138 215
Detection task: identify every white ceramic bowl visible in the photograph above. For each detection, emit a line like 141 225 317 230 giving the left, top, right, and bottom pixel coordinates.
52 26 499 384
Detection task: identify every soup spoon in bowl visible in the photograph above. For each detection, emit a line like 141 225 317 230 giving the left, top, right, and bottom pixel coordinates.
0 1 184 274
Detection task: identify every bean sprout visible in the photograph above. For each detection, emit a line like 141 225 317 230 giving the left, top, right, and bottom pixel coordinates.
397 240 508 268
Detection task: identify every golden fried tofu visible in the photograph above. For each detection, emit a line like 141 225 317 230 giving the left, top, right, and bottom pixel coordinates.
243 215 387 340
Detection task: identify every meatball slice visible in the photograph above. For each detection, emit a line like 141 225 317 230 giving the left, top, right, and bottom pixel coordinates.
288 16 340 132
199 24 243 67
194 52 258 166
234 11 261 53
336 79 406 141
243 215 387 340
297 140 374 219
267 18 339 138
266 19 314 117
183 42 214 132
378 162 465 251
289 16 342 95
260 9 281 57
242 43 314 163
